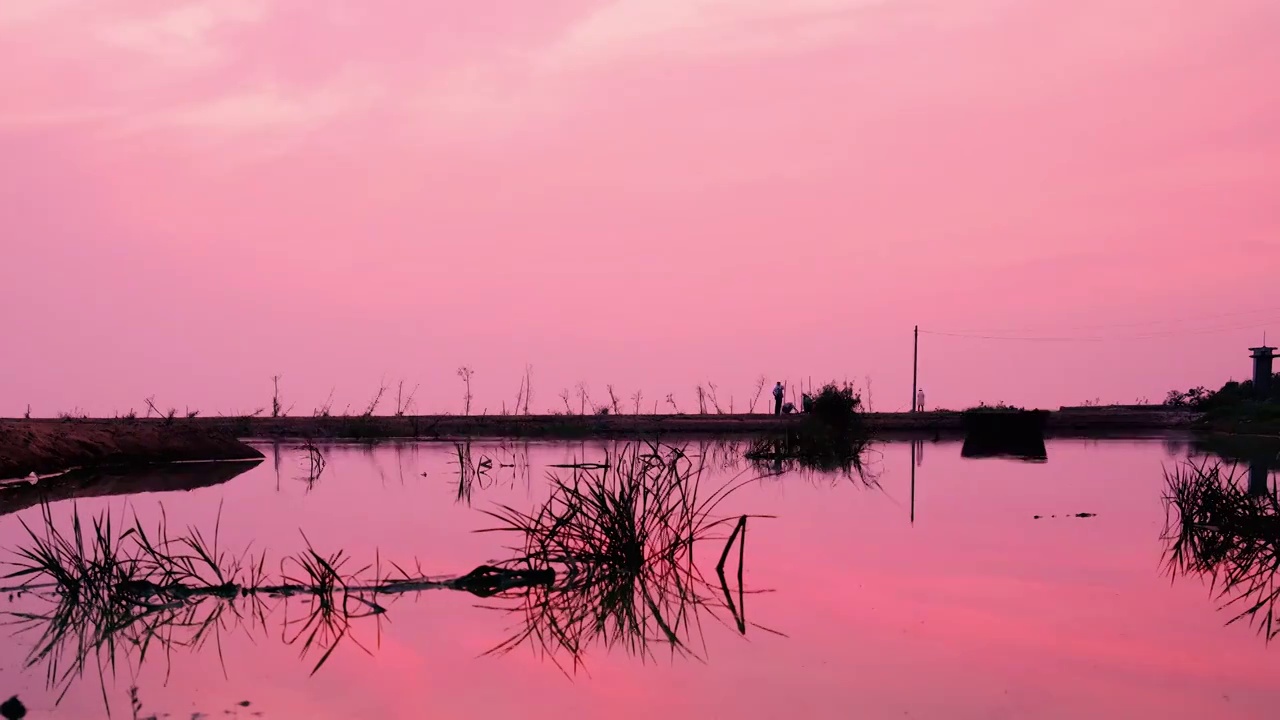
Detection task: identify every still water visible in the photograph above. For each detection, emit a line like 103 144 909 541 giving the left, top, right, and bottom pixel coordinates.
0 438 1276 719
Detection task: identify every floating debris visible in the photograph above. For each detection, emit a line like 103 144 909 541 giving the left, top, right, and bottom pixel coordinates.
1 696 26 720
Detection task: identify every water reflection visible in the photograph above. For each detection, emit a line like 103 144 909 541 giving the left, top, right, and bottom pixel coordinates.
959 409 1049 462
911 439 920 524
0 460 262 519
1162 458 1280 642
6 437 1280 718
1 442 780 711
452 441 531 505
0 502 559 709
478 444 777 673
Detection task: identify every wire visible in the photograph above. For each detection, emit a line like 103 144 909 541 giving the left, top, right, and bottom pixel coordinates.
920 317 1279 343
932 305 1280 336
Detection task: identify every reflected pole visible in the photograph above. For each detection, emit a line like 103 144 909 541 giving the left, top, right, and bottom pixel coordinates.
910 440 917 525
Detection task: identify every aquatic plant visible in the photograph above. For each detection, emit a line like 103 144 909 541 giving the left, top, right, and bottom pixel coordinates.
0 502 551 713
299 441 326 491
477 443 777 674
2 442 782 709
1162 459 1280 641
453 441 504 505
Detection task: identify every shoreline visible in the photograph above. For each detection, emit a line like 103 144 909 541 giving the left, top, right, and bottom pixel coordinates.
5 407 1198 441
0 419 263 481
1 407 1267 482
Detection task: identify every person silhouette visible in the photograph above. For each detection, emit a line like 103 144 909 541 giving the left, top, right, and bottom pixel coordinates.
773 382 785 415
916 388 926 412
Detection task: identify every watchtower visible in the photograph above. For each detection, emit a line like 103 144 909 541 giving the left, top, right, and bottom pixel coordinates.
1250 345 1276 396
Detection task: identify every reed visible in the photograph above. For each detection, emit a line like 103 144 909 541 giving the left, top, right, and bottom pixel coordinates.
477 443 776 673
1162 459 1280 641
1 502 552 712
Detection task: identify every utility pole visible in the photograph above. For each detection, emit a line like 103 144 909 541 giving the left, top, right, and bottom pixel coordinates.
911 325 919 413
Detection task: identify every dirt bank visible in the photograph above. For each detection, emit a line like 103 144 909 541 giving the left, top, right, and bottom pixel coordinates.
0 458 262 517
0 419 264 480
4 407 1194 443
0 408 1197 476
218 407 1188 439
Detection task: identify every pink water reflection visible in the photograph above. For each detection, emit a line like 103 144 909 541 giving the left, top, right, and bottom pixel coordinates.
0 439 1275 719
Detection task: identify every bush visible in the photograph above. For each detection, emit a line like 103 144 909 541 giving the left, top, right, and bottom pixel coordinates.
965 401 1025 412
746 382 869 477
807 383 863 430
1165 374 1280 411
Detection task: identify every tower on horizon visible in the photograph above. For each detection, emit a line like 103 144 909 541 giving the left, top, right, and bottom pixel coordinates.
1249 344 1276 396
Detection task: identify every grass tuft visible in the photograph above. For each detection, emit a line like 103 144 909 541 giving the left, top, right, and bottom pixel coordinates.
1162 459 1280 641
477 442 777 673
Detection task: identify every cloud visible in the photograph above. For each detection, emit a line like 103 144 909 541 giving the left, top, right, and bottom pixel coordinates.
539 0 895 69
0 0 75 30
97 0 267 69
0 0 566 148
0 107 126 130
153 76 372 132
0 0 274 133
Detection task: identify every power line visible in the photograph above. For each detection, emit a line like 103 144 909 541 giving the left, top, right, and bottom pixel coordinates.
933 305 1280 336
920 317 1279 343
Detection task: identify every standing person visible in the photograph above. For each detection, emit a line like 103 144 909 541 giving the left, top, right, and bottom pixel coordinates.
773 382 785 415
916 387 926 412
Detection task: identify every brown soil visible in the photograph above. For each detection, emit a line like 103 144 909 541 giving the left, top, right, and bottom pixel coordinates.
0 419 264 480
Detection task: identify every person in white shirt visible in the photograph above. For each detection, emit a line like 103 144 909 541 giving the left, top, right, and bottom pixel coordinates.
916 388 926 412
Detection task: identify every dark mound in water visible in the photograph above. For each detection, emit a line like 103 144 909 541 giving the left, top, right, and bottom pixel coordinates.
0 419 263 480
961 408 1049 462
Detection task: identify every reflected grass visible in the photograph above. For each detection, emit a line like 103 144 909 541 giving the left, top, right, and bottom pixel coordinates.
452 441 526 506
1162 459 1280 641
2 441 784 709
744 383 875 481
478 443 780 674
745 432 878 485
0 502 549 714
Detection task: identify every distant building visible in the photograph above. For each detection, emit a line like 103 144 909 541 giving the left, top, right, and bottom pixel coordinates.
1249 344 1276 396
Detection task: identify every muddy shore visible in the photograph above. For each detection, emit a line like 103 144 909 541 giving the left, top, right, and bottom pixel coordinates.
8 407 1197 442
0 419 264 480
212 407 1196 439
0 407 1198 479
0 408 1197 481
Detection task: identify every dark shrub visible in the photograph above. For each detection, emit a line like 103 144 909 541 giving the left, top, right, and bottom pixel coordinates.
746 382 869 477
808 383 863 431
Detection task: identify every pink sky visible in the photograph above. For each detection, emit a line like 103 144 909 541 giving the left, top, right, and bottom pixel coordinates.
2 0 1278 416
